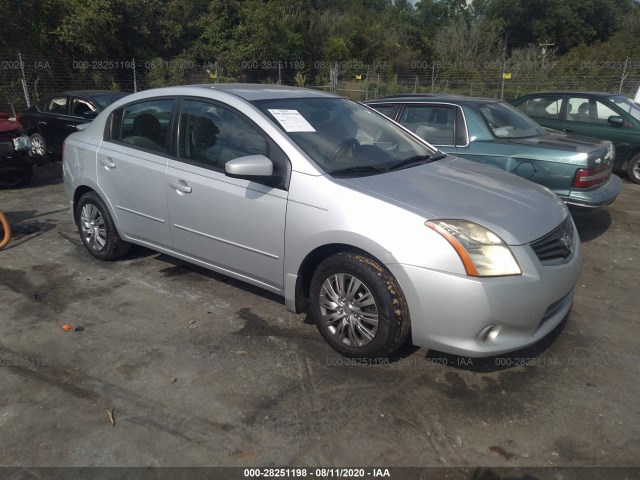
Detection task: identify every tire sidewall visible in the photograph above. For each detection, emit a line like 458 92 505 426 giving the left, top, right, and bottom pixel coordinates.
30 133 48 161
310 252 403 358
628 154 640 184
76 192 115 260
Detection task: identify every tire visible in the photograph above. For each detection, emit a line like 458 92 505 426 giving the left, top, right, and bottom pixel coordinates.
0 165 32 188
309 251 411 359
627 153 640 184
30 133 48 162
76 192 130 260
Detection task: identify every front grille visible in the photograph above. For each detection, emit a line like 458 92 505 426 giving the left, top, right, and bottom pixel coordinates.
530 216 575 264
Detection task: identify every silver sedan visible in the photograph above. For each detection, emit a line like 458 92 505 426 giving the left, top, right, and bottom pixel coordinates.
63 84 582 359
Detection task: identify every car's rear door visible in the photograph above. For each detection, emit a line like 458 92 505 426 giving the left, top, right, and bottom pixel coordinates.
38 95 73 155
96 98 175 248
165 98 288 291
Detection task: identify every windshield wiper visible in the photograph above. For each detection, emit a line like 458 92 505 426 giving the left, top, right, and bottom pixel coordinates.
330 165 386 176
387 153 446 172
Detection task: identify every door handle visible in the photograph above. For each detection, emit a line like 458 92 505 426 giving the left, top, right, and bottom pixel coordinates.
169 181 192 194
99 157 116 169
38 121 47 126
66 124 77 130
563 128 574 133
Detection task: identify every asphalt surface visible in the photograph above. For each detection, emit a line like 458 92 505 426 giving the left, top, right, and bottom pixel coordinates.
0 163 638 475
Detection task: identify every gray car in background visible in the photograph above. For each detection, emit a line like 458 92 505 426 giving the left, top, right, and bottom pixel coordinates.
63 84 582 359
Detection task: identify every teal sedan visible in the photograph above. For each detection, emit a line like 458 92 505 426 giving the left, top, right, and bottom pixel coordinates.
366 94 622 209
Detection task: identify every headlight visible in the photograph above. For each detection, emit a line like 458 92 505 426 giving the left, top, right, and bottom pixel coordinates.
425 220 521 277
12 135 32 151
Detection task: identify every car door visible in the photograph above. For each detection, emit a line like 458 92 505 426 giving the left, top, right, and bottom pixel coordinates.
38 95 74 155
166 98 288 290
96 98 175 248
561 95 635 165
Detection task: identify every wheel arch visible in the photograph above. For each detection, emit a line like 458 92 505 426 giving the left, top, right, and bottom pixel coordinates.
290 242 391 314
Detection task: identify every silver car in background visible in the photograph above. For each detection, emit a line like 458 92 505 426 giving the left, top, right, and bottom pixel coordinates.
63 84 582 359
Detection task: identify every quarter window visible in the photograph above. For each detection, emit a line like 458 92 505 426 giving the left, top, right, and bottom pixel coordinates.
178 99 268 169
46 97 68 115
515 96 562 119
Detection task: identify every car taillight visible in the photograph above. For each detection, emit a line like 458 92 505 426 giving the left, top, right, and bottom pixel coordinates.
572 165 611 189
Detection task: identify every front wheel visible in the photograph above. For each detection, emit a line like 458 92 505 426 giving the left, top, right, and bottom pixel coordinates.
309 252 410 359
627 153 640 184
76 192 130 260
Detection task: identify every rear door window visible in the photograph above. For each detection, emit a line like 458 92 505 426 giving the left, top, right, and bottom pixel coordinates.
114 99 175 154
46 97 68 115
399 105 455 145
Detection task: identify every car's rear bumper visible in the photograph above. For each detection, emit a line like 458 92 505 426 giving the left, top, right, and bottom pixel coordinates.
565 173 623 208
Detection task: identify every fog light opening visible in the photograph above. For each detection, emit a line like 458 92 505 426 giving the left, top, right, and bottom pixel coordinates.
478 324 501 343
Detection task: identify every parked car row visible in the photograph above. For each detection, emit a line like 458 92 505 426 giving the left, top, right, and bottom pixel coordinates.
6 84 631 361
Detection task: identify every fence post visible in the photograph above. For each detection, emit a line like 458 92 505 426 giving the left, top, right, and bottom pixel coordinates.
18 52 30 107
365 64 370 101
132 58 138 93
618 57 628 95
431 63 435 92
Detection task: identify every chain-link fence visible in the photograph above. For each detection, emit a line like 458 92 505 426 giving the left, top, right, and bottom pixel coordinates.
2 53 640 116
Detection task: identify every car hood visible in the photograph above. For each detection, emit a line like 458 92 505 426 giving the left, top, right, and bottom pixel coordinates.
336 155 567 245
0 119 23 134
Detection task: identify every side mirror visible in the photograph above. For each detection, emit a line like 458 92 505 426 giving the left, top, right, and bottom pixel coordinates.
608 115 623 126
81 110 98 120
225 155 280 185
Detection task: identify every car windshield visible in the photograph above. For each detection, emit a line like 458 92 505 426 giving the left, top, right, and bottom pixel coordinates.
606 95 640 121
253 97 436 175
479 102 546 138
90 93 129 110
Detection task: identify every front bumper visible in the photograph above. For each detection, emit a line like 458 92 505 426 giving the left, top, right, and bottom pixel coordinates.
387 224 583 357
566 173 623 208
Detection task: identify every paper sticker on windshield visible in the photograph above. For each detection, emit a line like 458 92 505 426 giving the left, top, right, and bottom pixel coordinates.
268 109 316 132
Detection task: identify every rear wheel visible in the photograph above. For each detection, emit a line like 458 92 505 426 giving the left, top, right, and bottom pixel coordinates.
309 251 410 359
76 192 130 260
627 153 640 184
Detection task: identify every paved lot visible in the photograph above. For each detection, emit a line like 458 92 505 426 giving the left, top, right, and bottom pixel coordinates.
0 163 639 472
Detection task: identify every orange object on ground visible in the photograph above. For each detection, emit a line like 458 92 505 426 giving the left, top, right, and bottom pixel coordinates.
61 324 73 331
0 209 10 250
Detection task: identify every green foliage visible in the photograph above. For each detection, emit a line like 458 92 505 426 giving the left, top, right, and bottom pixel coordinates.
1 0 638 98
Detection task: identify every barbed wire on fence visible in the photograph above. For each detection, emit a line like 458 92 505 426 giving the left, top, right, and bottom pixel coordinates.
1 52 639 116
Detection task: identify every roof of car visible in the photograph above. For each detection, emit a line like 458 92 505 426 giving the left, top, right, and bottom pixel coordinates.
515 91 622 97
188 83 336 101
48 90 128 97
367 94 499 105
